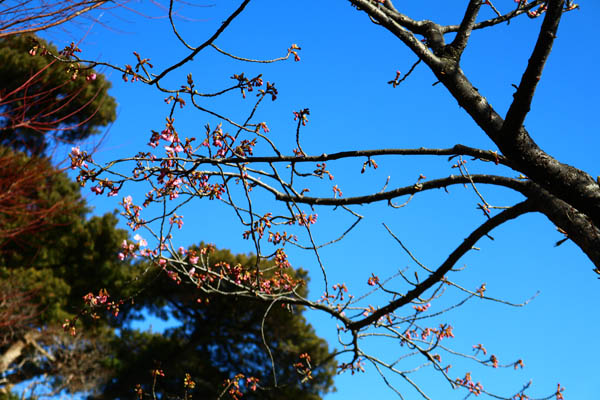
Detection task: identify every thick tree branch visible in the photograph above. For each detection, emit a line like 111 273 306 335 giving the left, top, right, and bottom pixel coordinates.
362 0 426 33
275 175 526 206
349 0 442 68
527 185 600 269
0 330 41 374
436 70 600 232
190 144 510 167
449 0 483 58
382 0 398 14
347 200 535 331
502 0 563 136
355 0 600 232
0 338 27 375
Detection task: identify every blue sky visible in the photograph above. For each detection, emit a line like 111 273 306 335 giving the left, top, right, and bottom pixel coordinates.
40 1 600 399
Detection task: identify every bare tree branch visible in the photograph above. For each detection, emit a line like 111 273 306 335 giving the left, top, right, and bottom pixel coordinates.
528 185 600 268
353 0 600 230
188 144 511 167
347 200 535 331
502 0 564 137
349 0 442 67
275 174 526 206
149 0 251 84
449 0 484 58
441 1 546 33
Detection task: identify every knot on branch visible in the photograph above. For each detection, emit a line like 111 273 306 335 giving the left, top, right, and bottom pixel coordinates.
423 22 446 55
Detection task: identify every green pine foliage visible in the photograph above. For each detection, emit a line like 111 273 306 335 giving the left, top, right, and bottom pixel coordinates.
0 35 116 155
0 151 133 394
0 152 336 399
97 247 337 400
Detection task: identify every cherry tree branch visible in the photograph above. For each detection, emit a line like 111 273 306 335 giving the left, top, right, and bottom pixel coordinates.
353 0 600 232
275 175 526 206
441 1 546 33
189 144 510 167
527 185 600 268
347 199 535 331
449 0 483 58
149 0 251 84
349 0 442 68
502 0 563 137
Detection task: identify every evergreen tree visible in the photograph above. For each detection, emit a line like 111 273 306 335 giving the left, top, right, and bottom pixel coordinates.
97 247 336 400
0 155 336 399
0 35 116 155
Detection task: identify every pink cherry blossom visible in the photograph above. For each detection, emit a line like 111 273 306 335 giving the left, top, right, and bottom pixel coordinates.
134 234 147 247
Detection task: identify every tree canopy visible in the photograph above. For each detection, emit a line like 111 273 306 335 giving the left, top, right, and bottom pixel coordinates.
0 0 109 39
0 34 116 155
96 247 335 400
0 154 131 394
0 153 336 399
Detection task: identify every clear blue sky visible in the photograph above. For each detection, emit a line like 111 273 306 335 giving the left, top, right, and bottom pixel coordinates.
42 1 600 399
